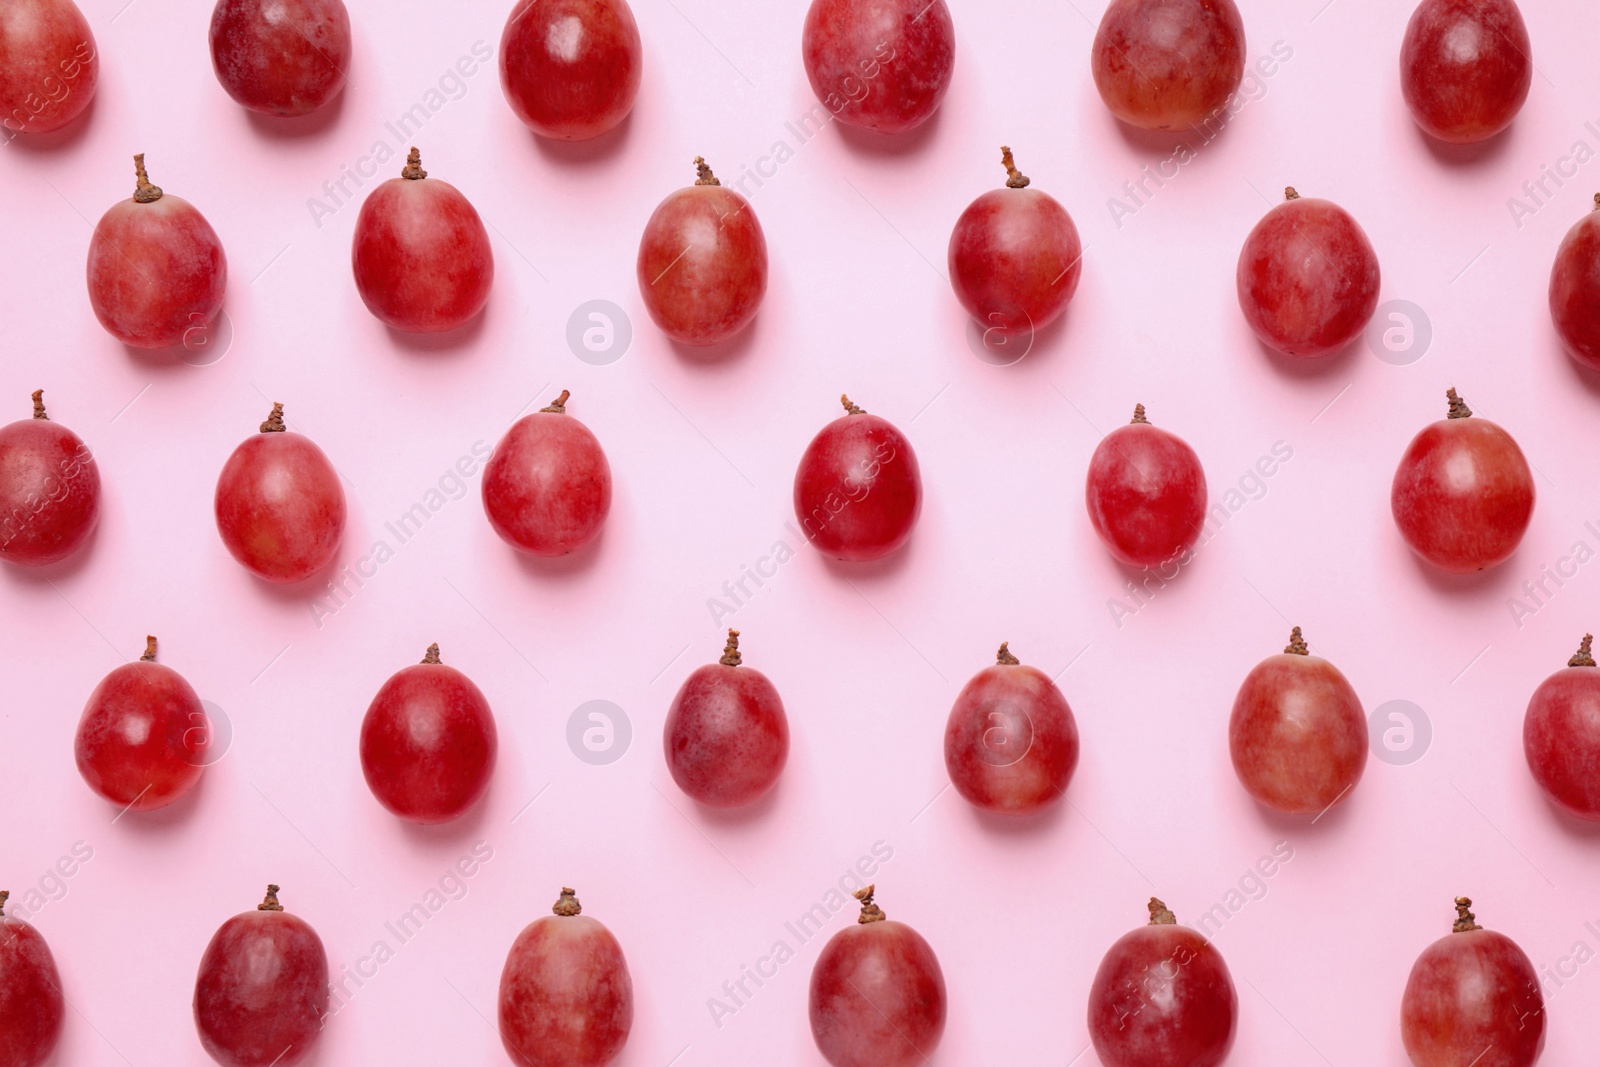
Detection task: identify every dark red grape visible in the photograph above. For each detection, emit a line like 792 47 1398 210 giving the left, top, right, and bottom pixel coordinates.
793 395 921 562
351 147 493 333
499 888 633 1067
1401 0 1531 144
208 0 350 117
194 885 329 1067
664 630 789 807
1549 194 1600 371
1085 404 1207 568
1091 0 1245 130
801 0 954 134
809 886 945 1067
1524 634 1600 820
87 155 227 349
1391 389 1534 573
636 157 767 346
74 636 208 811
0 890 64 1067
0 390 100 568
1401 898 1544 1067
943 642 1079 815
499 0 641 141
0 0 97 135
482 390 611 557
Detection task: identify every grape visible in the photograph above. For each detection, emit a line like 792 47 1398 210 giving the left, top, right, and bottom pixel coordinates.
351 147 493 333
208 0 350 117
947 146 1082 342
1401 898 1545 1067
1091 0 1245 131
1400 0 1531 144
1391 389 1533 573
359 643 497 825
193 885 329 1067
1228 626 1366 814
943 642 1079 815
793 395 922 562
809 886 945 1067
0 890 64 1067
636 157 767 346
0 390 100 568
1549 194 1600 371
1237 187 1381 358
499 0 641 141
482 390 612 557
1088 898 1237 1067
801 0 954 134
1523 634 1600 820
663 630 789 807
499 888 633 1067
87 155 227 349
74 636 208 811
1085 404 1207 568
214 403 345 584
0 0 98 135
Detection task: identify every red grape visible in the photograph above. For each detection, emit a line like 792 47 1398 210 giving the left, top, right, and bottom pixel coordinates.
1091 0 1245 131
87 155 227 349
1549 194 1600 371
74 636 208 811
0 0 98 135
793 395 921 562
1400 0 1531 144
1523 634 1600 820
801 0 954 134
1228 626 1366 814
1088 898 1237 1067
943 642 1079 815
499 888 633 1067
351 147 493 333
947 146 1082 342
663 629 789 807
482 390 611 557
0 390 100 568
1401 898 1545 1067
214 403 345 584
809 886 945 1067
208 0 350 117
499 0 641 141
1237 187 1381 358
636 158 768 347
194 885 329 1067
1085 404 1207 569
1391 389 1534 574
360 643 497 825
0 890 64 1067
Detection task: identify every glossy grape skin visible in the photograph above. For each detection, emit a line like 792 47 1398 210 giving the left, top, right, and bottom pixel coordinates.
664 631 789 807
0 0 98 135
483 391 611 557
208 0 350 117
1088 899 1237 1067
1391 390 1533 574
0 391 100 568
794 396 921 562
360 644 497 825
809 889 945 1067
499 0 641 141
801 0 954 134
1549 198 1600 371
1401 900 1544 1067
194 886 329 1067
74 637 208 811
1400 0 1531 145
499 889 633 1067
948 148 1082 340
943 643 1079 815
87 156 227 349
0 896 64 1067
1237 189 1381 358
1086 405 1207 569
1523 636 1600 820
351 149 493 333
1091 0 1245 131
214 404 345 584
636 159 767 346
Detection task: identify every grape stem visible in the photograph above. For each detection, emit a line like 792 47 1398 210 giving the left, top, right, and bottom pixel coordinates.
1592 193 1599 212
1284 186 1300 200
261 402 286 433
132 153 163 203
401 147 427 181
996 642 1020 665
720 629 742 666
553 888 582 916
1571 634 1596 668
31 390 47 421
140 636 157 662
1452 897 1480 933
694 157 720 186
855 885 886 924
1000 146 1030 189
0 890 9 916
1147 898 1177 925
542 390 570 414
1284 627 1309 655
840 395 865 415
422 643 442 664
259 884 284 912
1130 403 1148 424
1445 388 1473 419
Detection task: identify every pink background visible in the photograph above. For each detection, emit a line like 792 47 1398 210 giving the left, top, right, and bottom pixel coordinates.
5 0 1600 1063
